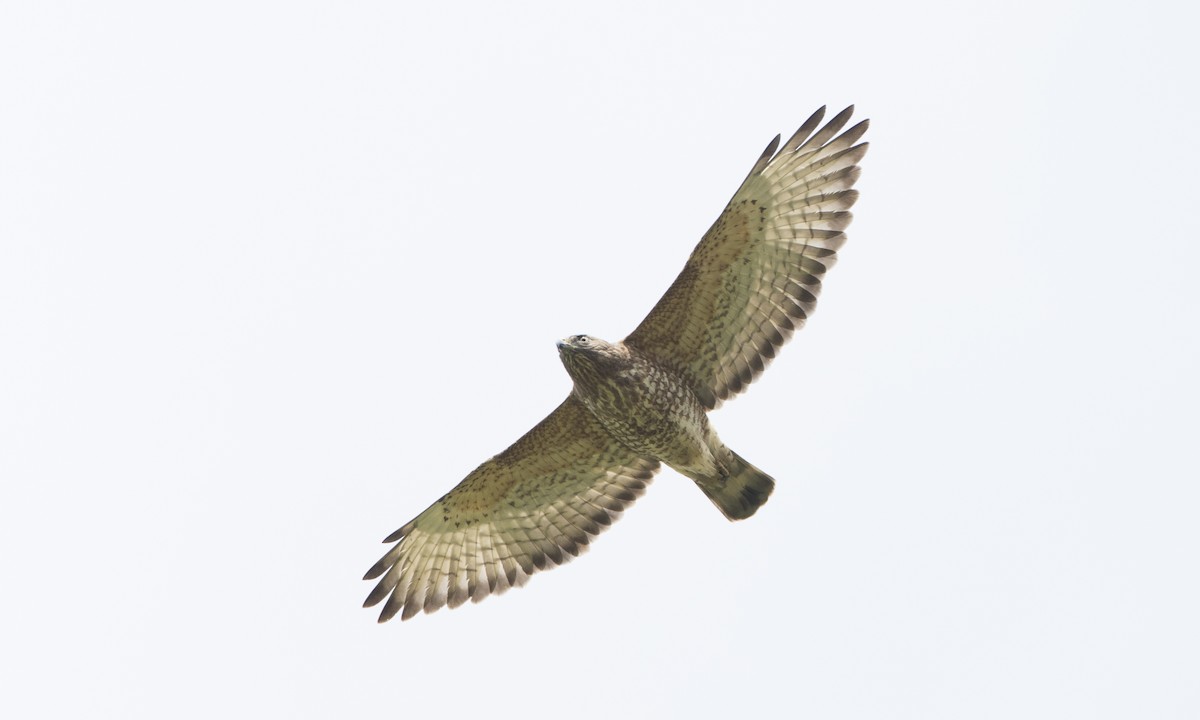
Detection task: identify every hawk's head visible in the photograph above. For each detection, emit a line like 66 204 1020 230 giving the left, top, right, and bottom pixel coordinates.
556 335 626 384
556 334 607 353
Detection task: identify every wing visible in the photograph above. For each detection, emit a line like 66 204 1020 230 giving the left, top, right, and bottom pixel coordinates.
624 106 868 409
363 394 660 622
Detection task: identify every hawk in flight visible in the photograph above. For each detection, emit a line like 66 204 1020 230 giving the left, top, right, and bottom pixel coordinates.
365 106 868 621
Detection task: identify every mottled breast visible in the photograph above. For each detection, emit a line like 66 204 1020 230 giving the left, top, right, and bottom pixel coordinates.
559 339 709 461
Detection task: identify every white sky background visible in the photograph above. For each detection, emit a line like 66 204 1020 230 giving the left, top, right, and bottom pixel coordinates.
2 1 1198 717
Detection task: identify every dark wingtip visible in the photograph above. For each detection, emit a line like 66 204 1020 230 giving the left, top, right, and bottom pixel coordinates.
781 106 829 154
377 593 404 623
827 105 855 130
764 133 782 157
363 582 388 608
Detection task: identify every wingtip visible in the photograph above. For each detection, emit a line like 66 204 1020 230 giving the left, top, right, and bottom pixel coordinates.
763 133 782 159
781 106 829 154
382 523 410 544
376 594 404 623
840 106 871 130
745 133 782 179
376 605 400 623
803 106 829 135
828 104 855 127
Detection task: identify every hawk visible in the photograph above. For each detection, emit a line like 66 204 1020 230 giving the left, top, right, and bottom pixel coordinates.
365 106 868 622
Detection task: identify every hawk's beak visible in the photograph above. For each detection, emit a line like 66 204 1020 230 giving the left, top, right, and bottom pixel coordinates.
555 339 568 351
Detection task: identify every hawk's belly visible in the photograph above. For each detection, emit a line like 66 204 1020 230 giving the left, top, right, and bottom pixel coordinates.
573 360 710 467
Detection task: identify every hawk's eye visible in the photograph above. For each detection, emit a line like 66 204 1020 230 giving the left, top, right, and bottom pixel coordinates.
576 335 588 344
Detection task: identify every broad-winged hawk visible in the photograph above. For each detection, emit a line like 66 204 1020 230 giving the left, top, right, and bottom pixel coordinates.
365 106 868 621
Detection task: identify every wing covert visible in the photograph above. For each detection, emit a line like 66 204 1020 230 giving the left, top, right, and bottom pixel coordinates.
625 106 868 409
363 394 660 622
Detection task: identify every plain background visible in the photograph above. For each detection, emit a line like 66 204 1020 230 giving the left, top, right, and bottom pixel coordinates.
3 1 1198 718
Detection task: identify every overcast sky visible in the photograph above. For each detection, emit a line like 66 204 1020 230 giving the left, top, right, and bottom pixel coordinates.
3 1 1198 718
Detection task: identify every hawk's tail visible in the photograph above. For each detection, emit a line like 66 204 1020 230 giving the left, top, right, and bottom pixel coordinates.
694 449 775 521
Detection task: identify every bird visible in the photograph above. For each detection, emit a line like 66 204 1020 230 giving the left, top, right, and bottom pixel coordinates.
364 105 868 622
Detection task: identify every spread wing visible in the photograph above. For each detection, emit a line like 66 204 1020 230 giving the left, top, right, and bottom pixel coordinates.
363 395 660 622
624 106 868 409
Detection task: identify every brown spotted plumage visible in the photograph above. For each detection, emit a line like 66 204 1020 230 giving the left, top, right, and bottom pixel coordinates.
365 106 868 622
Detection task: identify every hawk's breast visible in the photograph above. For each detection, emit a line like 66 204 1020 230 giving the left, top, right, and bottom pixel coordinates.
570 349 709 465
